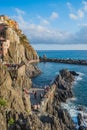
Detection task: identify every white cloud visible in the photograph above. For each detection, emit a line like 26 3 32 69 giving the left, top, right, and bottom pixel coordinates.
13 8 87 45
67 2 85 20
69 10 84 20
50 12 59 20
13 8 27 27
69 13 78 20
15 8 25 15
77 10 84 18
83 1 87 11
37 16 49 25
32 44 87 50
67 2 73 12
41 19 49 25
78 23 87 27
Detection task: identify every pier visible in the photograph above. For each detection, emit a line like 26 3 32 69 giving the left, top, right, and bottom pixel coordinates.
40 57 87 66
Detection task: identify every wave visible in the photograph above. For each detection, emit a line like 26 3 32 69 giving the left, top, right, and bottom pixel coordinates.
77 72 85 76
73 72 84 85
61 99 87 129
61 101 78 117
76 76 83 81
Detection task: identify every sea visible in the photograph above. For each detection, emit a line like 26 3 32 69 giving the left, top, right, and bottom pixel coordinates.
32 50 87 129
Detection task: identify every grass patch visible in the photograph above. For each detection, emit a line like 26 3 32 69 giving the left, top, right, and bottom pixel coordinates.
8 118 14 125
0 98 7 107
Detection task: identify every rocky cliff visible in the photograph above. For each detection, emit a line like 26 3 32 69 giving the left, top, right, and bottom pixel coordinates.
0 15 40 130
0 15 77 130
0 16 39 63
3 69 77 130
0 63 32 130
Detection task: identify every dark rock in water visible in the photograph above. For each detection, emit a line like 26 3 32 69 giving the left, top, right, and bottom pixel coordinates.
53 69 75 103
77 106 84 111
59 69 74 81
77 113 83 126
79 126 87 130
70 71 79 76
43 54 47 60
60 69 70 78
77 113 87 130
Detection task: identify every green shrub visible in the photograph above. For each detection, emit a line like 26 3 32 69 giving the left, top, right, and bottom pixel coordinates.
8 118 14 125
0 98 7 106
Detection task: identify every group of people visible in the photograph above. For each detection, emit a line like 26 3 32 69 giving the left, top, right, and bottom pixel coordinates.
32 86 50 100
32 90 43 99
31 86 51 110
32 90 37 99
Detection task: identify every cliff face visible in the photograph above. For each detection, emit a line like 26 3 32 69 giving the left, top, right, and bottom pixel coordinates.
5 69 76 130
0 15 77 130
4 22 38 63
0 63 32 130
0 15 40 130
6 33 39 63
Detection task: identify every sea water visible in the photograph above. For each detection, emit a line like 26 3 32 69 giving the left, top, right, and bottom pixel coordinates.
32 50 87 128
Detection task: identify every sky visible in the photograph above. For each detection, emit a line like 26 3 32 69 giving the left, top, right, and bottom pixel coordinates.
0 0 87 50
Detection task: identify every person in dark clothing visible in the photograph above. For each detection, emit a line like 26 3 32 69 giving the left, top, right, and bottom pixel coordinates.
40 93 43 99
34 91 37 99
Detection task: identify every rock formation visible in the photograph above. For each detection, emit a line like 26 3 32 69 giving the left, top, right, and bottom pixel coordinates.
5 69 77 130
0 15 40 130
0 16 39 63
0 15 78 130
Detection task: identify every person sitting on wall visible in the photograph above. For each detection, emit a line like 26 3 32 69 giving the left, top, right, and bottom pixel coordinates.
44 86 50 94
34 91 37 99
40 93 43 99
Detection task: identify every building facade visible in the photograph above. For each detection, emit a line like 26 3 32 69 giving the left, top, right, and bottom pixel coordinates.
0 23 10 61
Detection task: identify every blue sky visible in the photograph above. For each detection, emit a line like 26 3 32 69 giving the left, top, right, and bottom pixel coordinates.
0 0 87 50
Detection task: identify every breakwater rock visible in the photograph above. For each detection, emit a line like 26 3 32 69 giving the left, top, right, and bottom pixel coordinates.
40 69 77 130
40 57 87 65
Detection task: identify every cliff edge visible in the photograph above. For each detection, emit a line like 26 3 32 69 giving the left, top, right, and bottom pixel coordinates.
0 15 40 130
0 15 77 130
0 15 39 63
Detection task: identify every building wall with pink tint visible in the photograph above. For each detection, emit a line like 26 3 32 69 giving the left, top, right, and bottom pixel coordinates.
3 40 10 56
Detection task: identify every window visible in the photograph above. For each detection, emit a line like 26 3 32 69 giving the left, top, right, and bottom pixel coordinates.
0 31 6 38
0 47 2 51
0 42 3 46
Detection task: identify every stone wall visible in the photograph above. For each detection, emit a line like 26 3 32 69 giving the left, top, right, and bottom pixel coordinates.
39 84 56 112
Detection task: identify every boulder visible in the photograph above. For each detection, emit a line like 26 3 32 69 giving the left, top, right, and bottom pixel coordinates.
79 126 87 130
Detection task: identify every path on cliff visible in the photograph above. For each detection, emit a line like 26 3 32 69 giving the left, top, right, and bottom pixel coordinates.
27 59 39 65
28 82 56 113
29 87 44 106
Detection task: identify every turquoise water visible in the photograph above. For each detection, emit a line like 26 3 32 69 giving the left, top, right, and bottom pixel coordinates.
37 50 87 60
32 50 87 127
